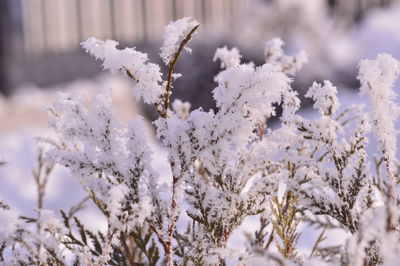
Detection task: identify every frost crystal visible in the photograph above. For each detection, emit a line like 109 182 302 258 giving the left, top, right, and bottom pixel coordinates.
172 99 191 119
213 46 242 69
81 38 164 104
160 17 199 65
358 54 400 181
264 38 285 62
305 80 340 116
0 205 19 241
264 38 308 75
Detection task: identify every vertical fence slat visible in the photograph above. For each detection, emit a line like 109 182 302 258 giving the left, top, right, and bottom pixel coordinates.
80 0 112 40
61 0 79 50
22 0 46 54
146 0 173 41
176 0 196 19
43 0 78 52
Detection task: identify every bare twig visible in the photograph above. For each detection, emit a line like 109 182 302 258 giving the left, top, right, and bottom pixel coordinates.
162 24 199 118
123 66 138 82
33 150 55 231
68 196 90 218
165 164 180 266
265 228 275 250
309 225 327 258
120 232 136 266
32 149 55 256
87 189 110 217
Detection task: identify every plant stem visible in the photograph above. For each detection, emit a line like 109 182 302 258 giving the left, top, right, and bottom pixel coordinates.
162 24 199 118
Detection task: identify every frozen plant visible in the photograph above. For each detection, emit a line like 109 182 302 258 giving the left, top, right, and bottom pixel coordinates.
1 17 400 266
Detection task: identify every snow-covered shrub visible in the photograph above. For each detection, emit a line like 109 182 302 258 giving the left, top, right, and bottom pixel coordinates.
1 17 400 266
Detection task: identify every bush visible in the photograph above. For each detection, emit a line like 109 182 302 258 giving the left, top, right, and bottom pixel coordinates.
1 17 400 266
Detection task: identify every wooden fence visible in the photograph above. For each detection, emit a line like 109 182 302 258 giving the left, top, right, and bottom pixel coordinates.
20 0 250 55
20 0 399 55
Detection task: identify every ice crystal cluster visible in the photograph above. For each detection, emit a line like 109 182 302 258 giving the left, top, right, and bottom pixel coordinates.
1 17 400 266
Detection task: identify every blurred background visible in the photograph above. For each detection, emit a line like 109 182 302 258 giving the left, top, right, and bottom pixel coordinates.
0 0 398 94
0 0 400 254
